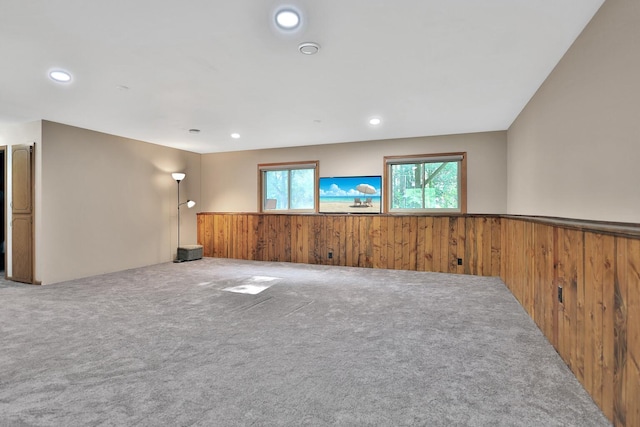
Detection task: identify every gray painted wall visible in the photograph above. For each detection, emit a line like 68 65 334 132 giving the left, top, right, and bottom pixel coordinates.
508 0 640 223
39 121 200 284
201 132 508 215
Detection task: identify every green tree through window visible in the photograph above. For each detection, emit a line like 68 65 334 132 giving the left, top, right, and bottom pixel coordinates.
385 153 466 213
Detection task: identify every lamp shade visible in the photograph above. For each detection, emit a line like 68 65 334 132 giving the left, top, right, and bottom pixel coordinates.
187 200 196 208
172 172 186 182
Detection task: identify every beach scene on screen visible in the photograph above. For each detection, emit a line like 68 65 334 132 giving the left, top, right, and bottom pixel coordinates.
319 176 381 213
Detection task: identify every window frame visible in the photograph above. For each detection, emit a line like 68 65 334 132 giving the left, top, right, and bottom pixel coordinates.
258 160 319 213
383 152 467 214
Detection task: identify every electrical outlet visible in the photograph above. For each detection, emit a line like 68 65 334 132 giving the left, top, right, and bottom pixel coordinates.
328 251 333 259
457 258 463 265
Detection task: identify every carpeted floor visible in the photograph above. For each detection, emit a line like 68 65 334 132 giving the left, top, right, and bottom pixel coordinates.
0 259 610 426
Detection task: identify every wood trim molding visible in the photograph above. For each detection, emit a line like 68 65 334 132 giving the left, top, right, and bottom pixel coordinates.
502 215 640 239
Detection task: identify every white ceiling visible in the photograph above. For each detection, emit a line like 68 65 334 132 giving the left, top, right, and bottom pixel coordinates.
0 0 604 154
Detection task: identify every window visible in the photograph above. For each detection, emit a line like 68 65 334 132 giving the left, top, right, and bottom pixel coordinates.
384 153 466 213
259 161 318 212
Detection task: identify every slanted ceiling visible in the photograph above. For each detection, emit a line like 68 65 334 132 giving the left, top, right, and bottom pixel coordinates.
0 0 603 153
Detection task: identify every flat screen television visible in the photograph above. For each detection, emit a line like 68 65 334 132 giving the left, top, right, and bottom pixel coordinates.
319 176 382 213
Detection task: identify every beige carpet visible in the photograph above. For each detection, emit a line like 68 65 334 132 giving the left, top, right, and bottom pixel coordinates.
0 259 610 426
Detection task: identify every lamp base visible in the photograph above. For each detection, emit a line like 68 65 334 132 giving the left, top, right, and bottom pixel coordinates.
176 245 203 262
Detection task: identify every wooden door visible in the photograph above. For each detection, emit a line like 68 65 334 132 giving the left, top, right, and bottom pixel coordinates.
11 144 33 283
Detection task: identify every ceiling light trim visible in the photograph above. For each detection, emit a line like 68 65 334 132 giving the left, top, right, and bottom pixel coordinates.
275 7 301 31
48 69 72 83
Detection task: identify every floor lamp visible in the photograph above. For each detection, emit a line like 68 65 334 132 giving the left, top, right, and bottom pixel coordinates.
172 172 196 262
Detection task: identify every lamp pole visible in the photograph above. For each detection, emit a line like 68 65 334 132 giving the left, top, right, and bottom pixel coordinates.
177 177 181 251
171 172 186 261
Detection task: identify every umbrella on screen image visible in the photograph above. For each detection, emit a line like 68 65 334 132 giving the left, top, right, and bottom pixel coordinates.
356 184 376 195
355 184 376 207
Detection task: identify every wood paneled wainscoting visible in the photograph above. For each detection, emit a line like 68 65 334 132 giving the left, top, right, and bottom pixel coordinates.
197 213 639 425
197 213 501 276
500 217 640 427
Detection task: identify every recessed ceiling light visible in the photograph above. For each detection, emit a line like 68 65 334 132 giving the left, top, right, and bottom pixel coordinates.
299 42 320 55
49 70 72 83
188 129 201 134
369 118 382 125
231 133 240 139
275 8 300 30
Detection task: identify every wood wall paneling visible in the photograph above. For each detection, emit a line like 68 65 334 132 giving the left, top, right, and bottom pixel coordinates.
491 218 501 279
498 218 639 427
623 238 640 426
555 228 584 379
197 213 638 426
198 214 502 277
